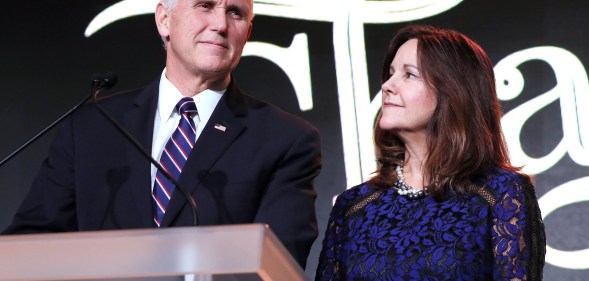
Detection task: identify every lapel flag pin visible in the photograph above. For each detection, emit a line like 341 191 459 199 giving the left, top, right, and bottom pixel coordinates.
214 124 227 132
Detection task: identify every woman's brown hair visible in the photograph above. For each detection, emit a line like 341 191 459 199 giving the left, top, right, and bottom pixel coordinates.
368 25 522 197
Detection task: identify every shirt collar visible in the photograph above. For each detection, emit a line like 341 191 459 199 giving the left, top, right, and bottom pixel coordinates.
157 69 225 123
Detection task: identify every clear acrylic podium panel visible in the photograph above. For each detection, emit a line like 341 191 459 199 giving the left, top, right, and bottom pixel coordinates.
0 224 308 281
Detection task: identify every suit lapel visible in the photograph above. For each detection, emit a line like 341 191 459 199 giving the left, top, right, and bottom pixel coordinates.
123 81 159 228
161 79 247 227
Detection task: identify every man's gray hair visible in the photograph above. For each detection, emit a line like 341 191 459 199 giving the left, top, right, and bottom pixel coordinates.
160 0 177 9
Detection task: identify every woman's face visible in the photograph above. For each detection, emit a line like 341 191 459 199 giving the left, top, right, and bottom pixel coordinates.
380 39 437 136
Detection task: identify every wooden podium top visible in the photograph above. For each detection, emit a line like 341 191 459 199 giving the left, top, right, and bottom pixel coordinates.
0 224 308 281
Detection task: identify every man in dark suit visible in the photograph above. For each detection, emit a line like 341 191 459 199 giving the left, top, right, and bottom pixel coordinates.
2 0 322 268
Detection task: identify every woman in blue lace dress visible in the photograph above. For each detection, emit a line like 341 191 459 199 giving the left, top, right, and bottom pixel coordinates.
315 25 546 280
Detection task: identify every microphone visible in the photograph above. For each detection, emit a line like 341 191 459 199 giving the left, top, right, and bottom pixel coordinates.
89 73 199 227
91 72 118 90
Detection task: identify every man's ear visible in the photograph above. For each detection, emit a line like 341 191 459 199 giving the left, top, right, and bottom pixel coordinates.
155 3 170 39
244 22 252 44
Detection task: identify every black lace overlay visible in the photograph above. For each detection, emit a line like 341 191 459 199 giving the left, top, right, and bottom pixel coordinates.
316 169 546 280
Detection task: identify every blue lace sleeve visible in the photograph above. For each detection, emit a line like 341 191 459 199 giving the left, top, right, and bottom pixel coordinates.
315 191 346 281
490 173 546 280
315 185 378 281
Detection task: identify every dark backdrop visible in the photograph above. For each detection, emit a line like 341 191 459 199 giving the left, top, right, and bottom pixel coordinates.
1 1 587 279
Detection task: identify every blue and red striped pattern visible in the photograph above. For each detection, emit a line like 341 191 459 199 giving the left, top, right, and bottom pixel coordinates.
152 97 197 227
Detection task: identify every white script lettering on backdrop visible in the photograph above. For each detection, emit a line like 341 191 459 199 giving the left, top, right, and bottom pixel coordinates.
495 46 589 269
84 0 589 270
84 0 463 186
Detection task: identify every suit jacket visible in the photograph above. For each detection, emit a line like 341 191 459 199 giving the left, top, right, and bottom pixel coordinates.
3 78 322 267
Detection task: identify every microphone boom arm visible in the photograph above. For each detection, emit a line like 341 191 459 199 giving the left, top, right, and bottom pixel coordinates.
0 94 92 167
1 73 199 227
91 85 199 227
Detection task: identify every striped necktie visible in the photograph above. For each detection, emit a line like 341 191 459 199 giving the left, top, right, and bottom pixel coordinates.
152 97 197 227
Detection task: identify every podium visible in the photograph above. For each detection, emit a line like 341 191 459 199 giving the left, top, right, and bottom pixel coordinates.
0 224 308 281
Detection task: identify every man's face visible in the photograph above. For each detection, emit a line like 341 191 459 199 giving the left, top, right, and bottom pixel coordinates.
157 0 253 81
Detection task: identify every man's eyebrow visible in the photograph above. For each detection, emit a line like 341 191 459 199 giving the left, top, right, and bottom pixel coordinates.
228 3 252 16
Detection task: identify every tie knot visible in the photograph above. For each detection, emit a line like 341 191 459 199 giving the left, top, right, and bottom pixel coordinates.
176 97 197 116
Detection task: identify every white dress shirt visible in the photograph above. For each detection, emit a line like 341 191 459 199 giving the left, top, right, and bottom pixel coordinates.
150 69 225 189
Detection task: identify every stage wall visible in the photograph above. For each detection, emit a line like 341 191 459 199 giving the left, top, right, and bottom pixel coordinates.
0 1 587 280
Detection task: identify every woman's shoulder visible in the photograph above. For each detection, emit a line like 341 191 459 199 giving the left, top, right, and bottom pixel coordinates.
333 182 383 210
327 182 388 221
335 182 373 200
475 168 535 205
482 168 532 189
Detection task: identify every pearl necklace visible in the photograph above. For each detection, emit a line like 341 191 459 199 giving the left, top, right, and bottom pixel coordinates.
394 164 426 199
